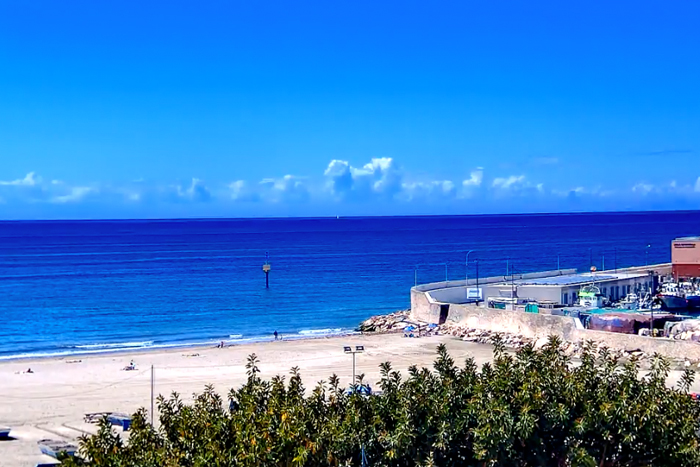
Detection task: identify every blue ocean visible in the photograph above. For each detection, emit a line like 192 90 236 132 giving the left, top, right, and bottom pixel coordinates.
1 211 698 360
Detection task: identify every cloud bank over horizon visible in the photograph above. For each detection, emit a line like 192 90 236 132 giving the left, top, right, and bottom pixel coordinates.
1 157 699 219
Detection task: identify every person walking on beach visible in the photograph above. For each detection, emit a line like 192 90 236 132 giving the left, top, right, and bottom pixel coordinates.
274 330 278 340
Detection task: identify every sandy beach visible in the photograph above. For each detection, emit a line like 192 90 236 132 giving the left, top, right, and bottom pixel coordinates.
0 333 497 467
2 332 699 467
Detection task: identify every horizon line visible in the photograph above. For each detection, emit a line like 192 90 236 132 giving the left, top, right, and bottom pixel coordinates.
0 208 699 223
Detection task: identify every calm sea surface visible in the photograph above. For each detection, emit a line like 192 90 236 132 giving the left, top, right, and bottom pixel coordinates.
0 212 698 359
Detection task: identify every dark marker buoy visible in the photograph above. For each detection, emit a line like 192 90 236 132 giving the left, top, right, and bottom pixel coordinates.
263 252 271 288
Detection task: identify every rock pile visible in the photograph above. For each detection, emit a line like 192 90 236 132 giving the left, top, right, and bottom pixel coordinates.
439 323 665 361
359 311 696 368
358 310 413 333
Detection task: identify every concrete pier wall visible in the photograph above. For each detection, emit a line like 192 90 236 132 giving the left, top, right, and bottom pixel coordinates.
443 303 580 340
411 268 577 322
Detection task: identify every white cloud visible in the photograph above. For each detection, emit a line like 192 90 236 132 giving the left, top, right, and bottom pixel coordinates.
462 168 483 188
228 180 260 202
324 157 402 199
0 172 40 186
401 180 456 201
491 175 545 197
632 182 654 195
175 178 211 202
51 186 95 204
260 175 309 203
324 160 354 196
492 175 526 190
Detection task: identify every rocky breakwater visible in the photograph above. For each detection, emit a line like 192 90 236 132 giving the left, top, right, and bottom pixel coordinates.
358 311 696 368
442 322 697 368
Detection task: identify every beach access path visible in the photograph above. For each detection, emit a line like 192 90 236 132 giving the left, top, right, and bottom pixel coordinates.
0 333 698 467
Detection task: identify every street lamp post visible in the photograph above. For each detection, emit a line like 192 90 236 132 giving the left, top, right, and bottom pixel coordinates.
343 345 364 386
466 250 474 284
649 271 654 337
646 244 651 266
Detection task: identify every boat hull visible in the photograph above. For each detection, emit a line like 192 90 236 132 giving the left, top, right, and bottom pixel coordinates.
687 295 700 310
658 294 688 310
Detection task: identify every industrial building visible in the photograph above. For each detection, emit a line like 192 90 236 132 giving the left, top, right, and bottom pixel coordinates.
482 271 655 307
410 264 670 323
672 236 700 279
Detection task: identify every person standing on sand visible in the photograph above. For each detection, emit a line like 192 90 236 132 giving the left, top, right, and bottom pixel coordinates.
274 330 278 340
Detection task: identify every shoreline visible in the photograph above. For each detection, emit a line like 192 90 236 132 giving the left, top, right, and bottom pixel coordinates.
0 329 362 364
0 328 361 363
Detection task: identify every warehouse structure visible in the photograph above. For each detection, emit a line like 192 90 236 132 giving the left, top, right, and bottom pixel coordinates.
482 271 655 307
672 236 700 279
411 264 671 323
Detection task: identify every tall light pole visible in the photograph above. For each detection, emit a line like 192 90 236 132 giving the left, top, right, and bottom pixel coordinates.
649 270 654 337
344 345 364 387
645 244 651 266
466 250 474 284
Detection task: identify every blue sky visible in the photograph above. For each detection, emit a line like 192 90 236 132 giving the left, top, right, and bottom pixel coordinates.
1 1 699 219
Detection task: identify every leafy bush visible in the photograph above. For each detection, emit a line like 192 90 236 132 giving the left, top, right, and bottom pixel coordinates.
62 336 700 466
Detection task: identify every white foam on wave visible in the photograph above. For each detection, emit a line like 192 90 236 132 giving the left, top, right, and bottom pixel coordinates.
73 341 154 350
0 329 359 361
298 328 343 336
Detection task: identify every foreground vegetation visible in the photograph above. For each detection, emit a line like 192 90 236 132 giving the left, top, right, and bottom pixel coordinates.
63 337 700 466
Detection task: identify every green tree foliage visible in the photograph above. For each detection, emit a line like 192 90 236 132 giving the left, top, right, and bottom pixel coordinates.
62 337 700 466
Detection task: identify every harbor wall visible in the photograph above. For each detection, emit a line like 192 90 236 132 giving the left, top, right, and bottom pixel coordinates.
443 303 579 340
411 268 577 322
410 287 443 324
